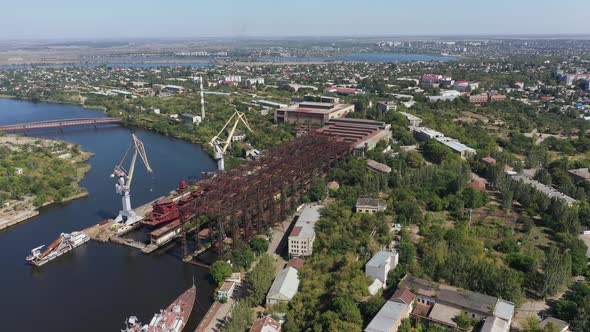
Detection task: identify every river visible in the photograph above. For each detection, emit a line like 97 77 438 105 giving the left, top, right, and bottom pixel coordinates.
0 53 457 69
0 99 217 332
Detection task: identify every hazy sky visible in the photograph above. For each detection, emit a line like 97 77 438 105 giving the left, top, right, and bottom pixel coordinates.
1 0 588 39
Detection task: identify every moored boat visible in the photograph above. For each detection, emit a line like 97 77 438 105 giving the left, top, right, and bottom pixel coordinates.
26 231 90 266
122 284 196 332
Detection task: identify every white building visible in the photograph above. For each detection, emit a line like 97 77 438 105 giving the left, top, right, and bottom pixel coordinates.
246 77 265 86
288 205 322 257
356 198 387 214
435 137 476 159
224 75 242 83
266 267 300 306
365 250 399 288
217 281 236 301
412 127 445 141
180 113 202 124
398 112 422 127
376 101 398 112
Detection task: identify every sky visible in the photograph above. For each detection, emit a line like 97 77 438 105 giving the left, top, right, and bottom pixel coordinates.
0 0 588 40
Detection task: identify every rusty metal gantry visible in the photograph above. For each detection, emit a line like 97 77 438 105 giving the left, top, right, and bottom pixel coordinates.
178 132 351 257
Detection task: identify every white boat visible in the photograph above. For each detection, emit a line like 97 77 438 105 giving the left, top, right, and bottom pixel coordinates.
26 231 90 266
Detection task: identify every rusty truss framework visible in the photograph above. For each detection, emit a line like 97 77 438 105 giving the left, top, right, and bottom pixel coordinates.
178 132 350 256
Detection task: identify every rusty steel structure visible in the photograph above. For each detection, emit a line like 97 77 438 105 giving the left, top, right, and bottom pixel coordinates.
178 131 350 256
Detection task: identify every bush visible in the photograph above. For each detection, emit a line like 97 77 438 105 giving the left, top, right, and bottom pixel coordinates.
210 261 232 286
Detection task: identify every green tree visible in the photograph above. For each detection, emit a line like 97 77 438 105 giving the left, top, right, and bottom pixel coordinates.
453 311 477 329
542 245 572 297
249 237 269 256
422 140 457 164
210 261 232 286
248 254 276 305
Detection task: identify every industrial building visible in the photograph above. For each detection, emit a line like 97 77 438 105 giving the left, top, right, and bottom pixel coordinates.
288 205 322 257
274 102 354 125
364 289 416 332
412 127 476 159
376 101 398 112
356 198 387 214
398 112 422 127
255 100 288 109
266 267 300 306
180 113 202 124
366 250 399 288
412 127 445 141
511 174 578 206
435 137 476 159
398 275 515 332
316 118 392 156
323 86 362 95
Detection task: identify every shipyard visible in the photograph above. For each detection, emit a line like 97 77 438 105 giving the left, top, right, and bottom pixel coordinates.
2 1 590 331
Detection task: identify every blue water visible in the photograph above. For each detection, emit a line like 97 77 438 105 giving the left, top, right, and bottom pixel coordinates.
0 63 212 70
256 53 458 63
0 53 457 70
0 99 217 332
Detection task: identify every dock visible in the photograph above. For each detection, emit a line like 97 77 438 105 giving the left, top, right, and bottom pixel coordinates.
84 219 138 242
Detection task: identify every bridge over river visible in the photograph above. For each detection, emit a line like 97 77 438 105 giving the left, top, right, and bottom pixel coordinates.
0 117 122 132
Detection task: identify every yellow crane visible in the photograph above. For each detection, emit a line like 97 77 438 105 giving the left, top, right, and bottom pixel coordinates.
209 109 252 171
111 134 153 225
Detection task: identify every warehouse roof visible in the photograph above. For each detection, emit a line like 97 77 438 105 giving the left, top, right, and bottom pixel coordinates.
364 301 409 332
267 267 300 301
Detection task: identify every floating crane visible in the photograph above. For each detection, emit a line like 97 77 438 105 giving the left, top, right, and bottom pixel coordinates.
209 108 252 171
112 134 153 226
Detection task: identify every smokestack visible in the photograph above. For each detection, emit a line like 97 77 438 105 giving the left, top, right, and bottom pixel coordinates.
200 76 205 120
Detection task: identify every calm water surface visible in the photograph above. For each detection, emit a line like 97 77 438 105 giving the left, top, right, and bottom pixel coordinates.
0 99 217 332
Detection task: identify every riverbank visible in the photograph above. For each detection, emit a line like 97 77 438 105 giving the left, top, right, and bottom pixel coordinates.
0 134 93 230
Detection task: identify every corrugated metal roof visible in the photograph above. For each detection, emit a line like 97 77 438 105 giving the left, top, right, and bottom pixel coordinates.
493 299 515 321
364 301 408 332
267 267 300 301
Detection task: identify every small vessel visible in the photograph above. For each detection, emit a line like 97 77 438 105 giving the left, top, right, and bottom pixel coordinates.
122 284 196 332
26 231 90 266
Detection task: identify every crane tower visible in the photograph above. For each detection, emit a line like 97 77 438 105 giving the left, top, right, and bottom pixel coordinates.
209 108 252 171
112 134 153 225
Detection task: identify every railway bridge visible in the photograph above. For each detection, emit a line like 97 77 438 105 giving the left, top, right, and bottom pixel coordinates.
0 118 122 132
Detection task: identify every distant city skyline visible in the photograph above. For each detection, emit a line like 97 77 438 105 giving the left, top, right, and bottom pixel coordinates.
1 0 588 40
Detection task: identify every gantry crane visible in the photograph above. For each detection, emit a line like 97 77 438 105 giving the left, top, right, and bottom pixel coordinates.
209 108 252 171
111 134 153 225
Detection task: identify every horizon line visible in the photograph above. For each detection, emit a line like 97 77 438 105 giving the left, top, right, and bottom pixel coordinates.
2 33 590 42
